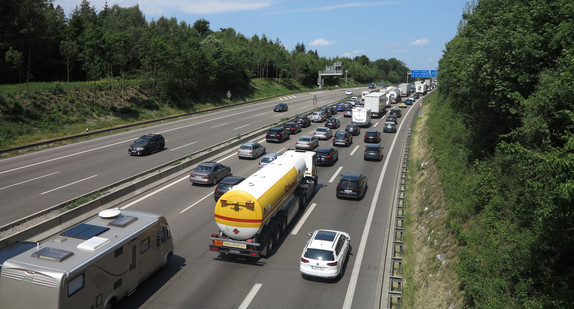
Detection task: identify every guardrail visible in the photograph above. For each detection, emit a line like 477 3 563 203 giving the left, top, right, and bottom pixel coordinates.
0 90 322 155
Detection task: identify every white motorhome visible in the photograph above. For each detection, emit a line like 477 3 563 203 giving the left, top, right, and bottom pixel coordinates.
0 209 174 309
352 107 371 127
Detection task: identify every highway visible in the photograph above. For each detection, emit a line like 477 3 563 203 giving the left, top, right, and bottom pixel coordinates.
1 88 421 308
0 90 347 226
109 96 419 308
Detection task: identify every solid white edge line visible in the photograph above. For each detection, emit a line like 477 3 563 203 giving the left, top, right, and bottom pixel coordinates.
290 202 317 235
342 103 417 308
181 192 213 213
120 175 188 209
238 283 263 309
329 166 343 183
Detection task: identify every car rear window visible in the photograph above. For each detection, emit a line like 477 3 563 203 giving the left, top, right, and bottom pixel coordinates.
261 157 274 163
335 132 347 138
304 248 335 261
299 137 311 142
339 180 358 189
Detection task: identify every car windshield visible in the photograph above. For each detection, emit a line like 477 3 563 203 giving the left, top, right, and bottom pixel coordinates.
304 248 335 261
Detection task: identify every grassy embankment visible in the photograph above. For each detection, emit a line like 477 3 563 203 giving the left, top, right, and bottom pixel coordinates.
0 78 361 153
402 90 465 308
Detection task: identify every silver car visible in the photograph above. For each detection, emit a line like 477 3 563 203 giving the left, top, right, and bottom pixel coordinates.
237 142 266 159
311 111 327 122
189 162 231 185
259 153 280 168
313 127 332 140
296 136 319 150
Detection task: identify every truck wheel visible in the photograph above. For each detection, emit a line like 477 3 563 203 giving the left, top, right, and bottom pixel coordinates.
261 232 274 258
276 214 287 234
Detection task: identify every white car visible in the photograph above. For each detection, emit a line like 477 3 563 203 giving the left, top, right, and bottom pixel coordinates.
345 90 353 95
313 127 332 140
300 229 351 279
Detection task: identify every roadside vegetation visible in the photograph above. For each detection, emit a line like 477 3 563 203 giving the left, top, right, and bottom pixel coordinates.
403 0 574 307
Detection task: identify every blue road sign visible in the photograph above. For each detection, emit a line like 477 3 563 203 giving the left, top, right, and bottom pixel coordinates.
430 70 438 78
411 70 430 78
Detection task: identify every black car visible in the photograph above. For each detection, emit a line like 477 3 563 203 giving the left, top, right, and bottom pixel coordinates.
274 103 288 112
386 115 398 124
413 93 420 99
327 106 338 115
316 147 339 166
383 122 397 133
128 134 165 156
283 121 302 134
345 123 361 136
213 176 245 201
319 107 332 118
364 144 384 161
364 130 381 143
333 130 353 147
294 115 311 128
325 118 340 129
389 108 402 118
336 173 368 200
266 127 290 143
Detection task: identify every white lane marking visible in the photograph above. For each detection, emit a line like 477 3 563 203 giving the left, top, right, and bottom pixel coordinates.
0 139 130 175
350 145 359 156
218 152 238 163
329 166 343 183
373 122 379 127
211 122 229 128
41 175 98 195
181 192 213 213
343 101 417 308
170 141 196 151
0 171 60 191
290 202 317 235
238 283 263 309
120 176 188 209
234 124 251 130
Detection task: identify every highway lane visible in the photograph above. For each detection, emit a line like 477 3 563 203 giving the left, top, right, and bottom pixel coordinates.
108 100 419 308
0 88 361 225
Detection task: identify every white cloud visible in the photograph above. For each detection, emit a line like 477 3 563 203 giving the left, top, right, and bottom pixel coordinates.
353 49 365 54
309 38 335 47
410 39 429 47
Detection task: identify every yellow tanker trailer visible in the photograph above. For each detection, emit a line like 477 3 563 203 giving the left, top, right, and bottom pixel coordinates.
210 150 317 258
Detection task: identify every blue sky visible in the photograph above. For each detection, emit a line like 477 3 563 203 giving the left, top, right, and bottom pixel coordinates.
54 0 466 70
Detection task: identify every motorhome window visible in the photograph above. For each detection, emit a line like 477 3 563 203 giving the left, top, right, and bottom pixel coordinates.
67 273 84 297
140 238 150 254
61 224 109 240
114 247 123 258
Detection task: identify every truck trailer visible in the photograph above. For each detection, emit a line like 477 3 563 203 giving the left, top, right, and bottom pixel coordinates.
363 92 386 118
399 83 410 97
210 150 317 258
415 81 427 95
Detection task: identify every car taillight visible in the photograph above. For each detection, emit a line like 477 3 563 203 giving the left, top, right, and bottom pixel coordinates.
215 189 221 193
266 133 269 136
353 188 361 192
327 261 338 266
337 186 343 190
364 135 368 138
276 134 281 137
326 155 331 159
301 257 309 263
190 174 194 177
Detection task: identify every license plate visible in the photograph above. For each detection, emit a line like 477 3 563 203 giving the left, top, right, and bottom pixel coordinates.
223 241 247 249
311 265 324 270
344 190 352 193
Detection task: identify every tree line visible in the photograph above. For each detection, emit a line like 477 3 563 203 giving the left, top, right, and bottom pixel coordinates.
0 0 409 105
435 0 574 307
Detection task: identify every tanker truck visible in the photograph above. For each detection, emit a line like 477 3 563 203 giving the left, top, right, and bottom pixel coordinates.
209 150 318 258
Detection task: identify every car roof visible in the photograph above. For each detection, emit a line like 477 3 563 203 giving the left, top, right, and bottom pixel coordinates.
219 176 245 185
307 230 341 249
